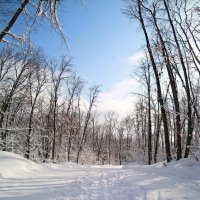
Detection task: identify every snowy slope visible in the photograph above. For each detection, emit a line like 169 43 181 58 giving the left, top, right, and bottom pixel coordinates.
0 151 200 200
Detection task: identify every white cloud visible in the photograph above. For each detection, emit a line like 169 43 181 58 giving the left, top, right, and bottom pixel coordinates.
120 51 146 65
97 79 139 119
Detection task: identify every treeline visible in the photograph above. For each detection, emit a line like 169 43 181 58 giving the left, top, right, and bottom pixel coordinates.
0 46 101 163
123 0 200 164
0 47 138 165
1 0 200 165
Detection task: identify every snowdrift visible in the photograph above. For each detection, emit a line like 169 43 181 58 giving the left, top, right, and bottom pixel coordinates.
0 151 200 200
0 151 41 178
0 151 82 179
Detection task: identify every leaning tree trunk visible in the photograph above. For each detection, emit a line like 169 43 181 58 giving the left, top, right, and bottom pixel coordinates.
0 0 30 42
137 0 171 162
151 13 182 160
162 0 193 158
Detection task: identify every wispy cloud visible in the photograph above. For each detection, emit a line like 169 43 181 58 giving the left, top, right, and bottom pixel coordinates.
120 51 146 65
97 79 139 118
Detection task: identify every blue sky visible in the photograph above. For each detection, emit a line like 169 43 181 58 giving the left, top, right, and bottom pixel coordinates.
31 0 145 116
31 0 144 90
1 0 145 116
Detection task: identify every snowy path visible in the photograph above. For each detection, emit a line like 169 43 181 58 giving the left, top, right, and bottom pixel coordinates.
0 163 122 200
0 151 200 200
78 167 121 200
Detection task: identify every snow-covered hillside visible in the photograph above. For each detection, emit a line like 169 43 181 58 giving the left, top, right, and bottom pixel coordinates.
0 151 200 200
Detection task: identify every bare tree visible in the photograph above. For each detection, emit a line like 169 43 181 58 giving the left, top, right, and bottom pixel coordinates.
123 0 172 162
76 85 101 163
25 60 47 159
50 57 71 162
105 112 118 164
0 0 66 43
66 75 84 161
162 0 193 158
0 47 43 151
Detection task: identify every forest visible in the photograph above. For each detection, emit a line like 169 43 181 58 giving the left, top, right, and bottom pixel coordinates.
0 0 200 166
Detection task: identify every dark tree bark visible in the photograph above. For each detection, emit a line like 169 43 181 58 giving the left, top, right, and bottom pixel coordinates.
25 67 46 160
136 0 171 162
51 58 71 162
0 0 30 42
162 0 193 158
154 104 161 163
76 85 100 163
147 64 152 165
146 4 182 160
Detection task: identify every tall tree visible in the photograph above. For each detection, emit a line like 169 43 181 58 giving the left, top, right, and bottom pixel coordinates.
124 0 172 162
142 2 182 160
0 0 66 43
162 0 193 158
50 57 71 162
25 61 47 159
76 85 100 163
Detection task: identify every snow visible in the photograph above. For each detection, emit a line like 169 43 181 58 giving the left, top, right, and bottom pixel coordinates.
0 151 200 200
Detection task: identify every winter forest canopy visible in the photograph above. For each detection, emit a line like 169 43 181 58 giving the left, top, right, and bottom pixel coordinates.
0 0 200 166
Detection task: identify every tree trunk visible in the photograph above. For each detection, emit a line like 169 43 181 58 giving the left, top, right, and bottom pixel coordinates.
151 11 182 159
0 0 30 42
137 0 171 162
162 0 193 158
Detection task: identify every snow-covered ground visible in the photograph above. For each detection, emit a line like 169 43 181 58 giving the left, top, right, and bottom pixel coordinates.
0 151 200 200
